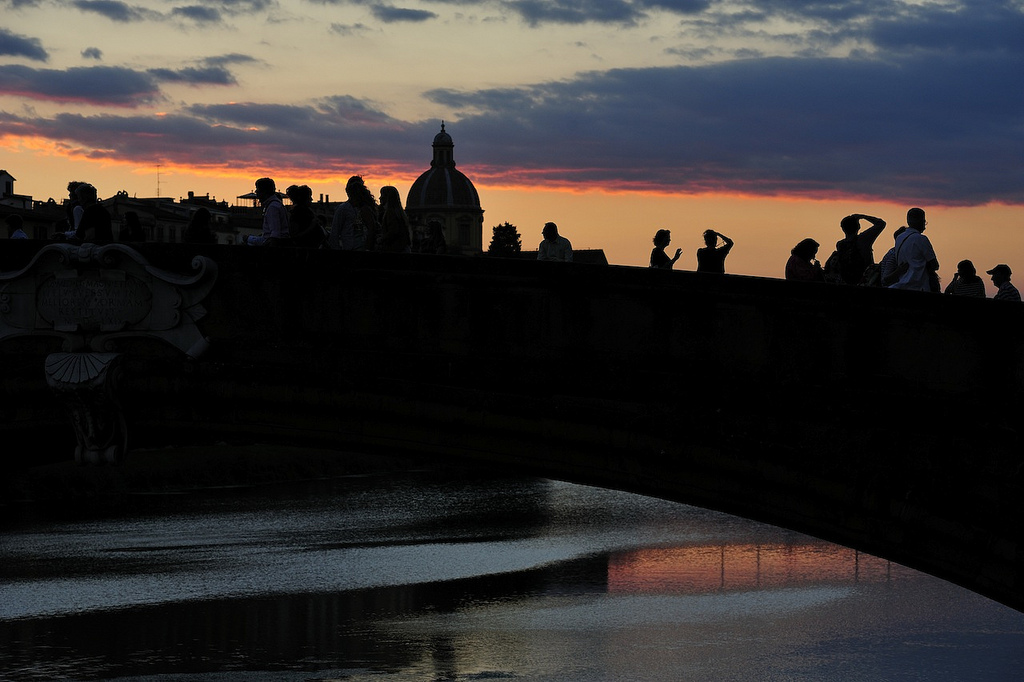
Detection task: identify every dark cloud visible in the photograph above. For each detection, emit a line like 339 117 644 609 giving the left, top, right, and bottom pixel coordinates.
171 5 223 22
738 0 894 23
868 2 1024 56
0 0 41 7
2 2 1021 206
419 52 1024 204
0 64 160 106
0 28 48 61
81 47 103 60
215 0 274 11
506 0 641 26
329 22 370 34
0 96 427 174
145 55 255 85
148 66 237 85
637 0 710 14
72 0 159 22
370 4 438 21
203 53 259 67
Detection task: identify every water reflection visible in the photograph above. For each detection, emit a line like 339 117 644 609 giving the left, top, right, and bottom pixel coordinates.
1 471 1021 681
609 543 912 595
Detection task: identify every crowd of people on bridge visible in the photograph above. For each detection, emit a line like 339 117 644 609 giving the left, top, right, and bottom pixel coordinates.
647 207 1019 302
782 207 1019 300
6 178 1018 301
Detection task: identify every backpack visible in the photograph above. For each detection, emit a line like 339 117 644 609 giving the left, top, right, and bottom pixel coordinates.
824 237 865 285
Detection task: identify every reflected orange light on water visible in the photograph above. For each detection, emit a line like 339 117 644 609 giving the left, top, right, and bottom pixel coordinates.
607 543 917 595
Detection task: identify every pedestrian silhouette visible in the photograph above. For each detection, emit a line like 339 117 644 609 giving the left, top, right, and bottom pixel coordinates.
650 229 681 269
696 230 733 273
786 238 824 282
944 260 986 297
419 220 447 254
70 184 113 243
878 226 908 286
987 264 1021 302
5 214 28 239
119 211 146 242
244 177 290 246
378 185 412 253
537 222 573 262
65 180 84 233
286 185 324 248
184 207 216 244
330 175 378 250
889 208 939 292
825 213 886 285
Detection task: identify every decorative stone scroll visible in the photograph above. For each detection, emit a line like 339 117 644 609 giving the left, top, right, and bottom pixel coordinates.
0 243 218 464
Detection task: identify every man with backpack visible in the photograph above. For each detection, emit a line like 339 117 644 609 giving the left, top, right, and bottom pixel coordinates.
824 213 887 285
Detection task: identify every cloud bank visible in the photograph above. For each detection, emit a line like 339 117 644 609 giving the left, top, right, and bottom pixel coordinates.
0 0 1021 206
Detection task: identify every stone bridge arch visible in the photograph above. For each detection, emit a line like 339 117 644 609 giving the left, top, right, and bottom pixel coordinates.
1 241 1022 611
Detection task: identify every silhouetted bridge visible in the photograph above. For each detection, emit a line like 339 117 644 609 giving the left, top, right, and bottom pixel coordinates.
1 241 1022 612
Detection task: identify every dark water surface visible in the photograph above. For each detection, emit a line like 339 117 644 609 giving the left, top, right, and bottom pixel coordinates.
2 462 1023 681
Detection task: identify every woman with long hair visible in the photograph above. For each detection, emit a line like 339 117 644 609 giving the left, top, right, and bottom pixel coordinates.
330 175 379 250
378 185 412 253
184 207 215 244
286 184 324 248
786 238 825 282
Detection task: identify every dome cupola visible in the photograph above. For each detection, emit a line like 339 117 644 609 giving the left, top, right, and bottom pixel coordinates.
406 122 484 254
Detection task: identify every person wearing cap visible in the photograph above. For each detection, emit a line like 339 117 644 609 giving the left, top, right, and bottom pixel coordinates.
244 177 290 246
889 207 939 292
987 264 1020 302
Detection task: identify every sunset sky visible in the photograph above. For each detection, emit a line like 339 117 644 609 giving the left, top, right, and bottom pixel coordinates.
2 0 1022 279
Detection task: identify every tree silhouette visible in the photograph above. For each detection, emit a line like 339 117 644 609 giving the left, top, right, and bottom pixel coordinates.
487 221 522 257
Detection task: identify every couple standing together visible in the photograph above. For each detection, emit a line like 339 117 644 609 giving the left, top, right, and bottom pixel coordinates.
650 229 733 273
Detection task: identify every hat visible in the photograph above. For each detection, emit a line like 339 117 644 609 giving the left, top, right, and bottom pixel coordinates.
987 264 1012 277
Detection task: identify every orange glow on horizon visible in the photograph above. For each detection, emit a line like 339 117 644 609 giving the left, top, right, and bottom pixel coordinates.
5 140 1022 280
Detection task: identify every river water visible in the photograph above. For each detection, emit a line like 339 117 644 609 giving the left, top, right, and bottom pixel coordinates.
2 466 1023 681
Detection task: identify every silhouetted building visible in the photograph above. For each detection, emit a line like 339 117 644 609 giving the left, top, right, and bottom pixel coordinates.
0 170 33 211
518 249 608 265
405 123 484 255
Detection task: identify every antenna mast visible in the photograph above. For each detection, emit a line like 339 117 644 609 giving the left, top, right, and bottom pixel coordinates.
156 164 161 198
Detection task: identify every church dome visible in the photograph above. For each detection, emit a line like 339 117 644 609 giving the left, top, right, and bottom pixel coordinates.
406 122 481 211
